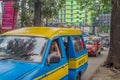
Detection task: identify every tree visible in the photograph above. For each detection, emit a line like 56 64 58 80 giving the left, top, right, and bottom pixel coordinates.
18 0 65 26
33 0 42 26
34 0 65 26
42 0 65 18
42 0 65 25
17 0 34 27
104 0 120 69
20 0 27 27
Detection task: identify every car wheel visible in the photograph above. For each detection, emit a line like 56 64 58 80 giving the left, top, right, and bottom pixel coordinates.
98 51 101 55
95 52 98 57
101 47 104 50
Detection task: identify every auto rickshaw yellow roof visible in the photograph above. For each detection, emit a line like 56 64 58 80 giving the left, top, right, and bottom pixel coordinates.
1 27 82 39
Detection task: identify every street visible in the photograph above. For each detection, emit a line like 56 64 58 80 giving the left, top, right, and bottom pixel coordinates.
82 48 109 80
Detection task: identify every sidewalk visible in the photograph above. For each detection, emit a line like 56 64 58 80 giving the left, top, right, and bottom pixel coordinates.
91 48 120 80
92 66 120 80
82 48 109 80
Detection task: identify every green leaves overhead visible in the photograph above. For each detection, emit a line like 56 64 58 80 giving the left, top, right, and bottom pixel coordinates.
19 0 65 26
100 0 111 13
42 0 65 18
26 0 65 18
76 0 111 13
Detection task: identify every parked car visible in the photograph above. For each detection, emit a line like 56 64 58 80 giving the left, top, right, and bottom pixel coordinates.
86 40 101 56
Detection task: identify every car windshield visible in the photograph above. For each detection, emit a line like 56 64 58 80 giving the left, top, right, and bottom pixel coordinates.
0 36 48 63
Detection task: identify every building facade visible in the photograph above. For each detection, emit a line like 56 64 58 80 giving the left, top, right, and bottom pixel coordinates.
59 0 93 26
99 13 111 26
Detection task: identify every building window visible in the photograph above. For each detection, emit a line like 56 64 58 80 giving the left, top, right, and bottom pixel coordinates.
71 14 73 17
85 18 88 24
60 19 62 22
71 9 73 12
71 1 73 4
76 16 79 18
71 5 73 8
77 7 79 9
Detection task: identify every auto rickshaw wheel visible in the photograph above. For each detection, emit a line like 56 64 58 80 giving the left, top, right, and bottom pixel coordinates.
76 72 81 80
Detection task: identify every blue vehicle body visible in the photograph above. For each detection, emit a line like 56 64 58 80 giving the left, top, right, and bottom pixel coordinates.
0 27 88 80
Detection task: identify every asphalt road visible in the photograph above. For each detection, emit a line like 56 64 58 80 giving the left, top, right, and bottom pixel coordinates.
82 48 109 80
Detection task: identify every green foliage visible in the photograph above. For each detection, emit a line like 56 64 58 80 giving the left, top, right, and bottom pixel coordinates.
12 2 19 12
19 0 34 27
101 26 110 33
100 0 111 13
76 0 111 14
42 0 65 18
19 0 65 27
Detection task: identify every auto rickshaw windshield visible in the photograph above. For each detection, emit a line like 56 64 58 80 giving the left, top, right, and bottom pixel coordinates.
0 36 48 63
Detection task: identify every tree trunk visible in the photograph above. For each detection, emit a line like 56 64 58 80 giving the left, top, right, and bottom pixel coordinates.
21 0 26 27
34 0 42 26
104 0 120 69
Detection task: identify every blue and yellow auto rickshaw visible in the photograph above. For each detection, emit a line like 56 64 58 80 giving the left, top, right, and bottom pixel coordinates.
0 27 88 80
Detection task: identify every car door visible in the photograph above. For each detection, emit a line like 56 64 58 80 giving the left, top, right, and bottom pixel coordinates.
46 38 68 80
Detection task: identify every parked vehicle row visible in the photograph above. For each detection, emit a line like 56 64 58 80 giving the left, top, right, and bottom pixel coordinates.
83 34 104 57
